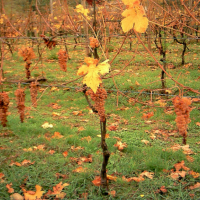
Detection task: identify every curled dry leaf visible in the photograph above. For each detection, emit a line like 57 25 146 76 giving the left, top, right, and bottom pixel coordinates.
73 166 87 173
189 171 200 178
6 183 14 193
81 136 91 143
174 161 190 171
52 132 64 139
114 141 127 151
92 176 101 186
189 182 200 190
142 112 154 120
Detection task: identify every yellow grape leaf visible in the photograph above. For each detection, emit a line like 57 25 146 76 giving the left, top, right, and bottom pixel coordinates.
121 0 148 33
24 185 44 200
77 57 110 93
75 4 89 17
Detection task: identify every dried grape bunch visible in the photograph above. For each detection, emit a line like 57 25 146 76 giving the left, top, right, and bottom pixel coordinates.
173 96 192 145
57 49 68 72
89 37 99 48
30 82 39 107
18 47 35 61
18 47 35 79
0 92 9 127
40 34 57 50
86 86 107 122
15 88 25 123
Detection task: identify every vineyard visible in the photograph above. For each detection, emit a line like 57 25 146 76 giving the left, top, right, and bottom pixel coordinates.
0 0 200 199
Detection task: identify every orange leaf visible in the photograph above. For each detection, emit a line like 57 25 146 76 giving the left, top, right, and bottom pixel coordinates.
142 112 154 119
189 171 200 178
92 176 101 186
62 151 68 157
48 150 55 154
108 125 118 131
114 141 127 151
109 190 116 197
189 182 200 190
24 185 44 200
52 132 64 139
0 173 5 179
73 166 87 173
71 146 84 151
81 136 91 143
78 126 85 132
174 161 190 171
6 183 14 193
21 160 35 166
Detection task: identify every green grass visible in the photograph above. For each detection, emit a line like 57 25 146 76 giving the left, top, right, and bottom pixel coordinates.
0 38 200 199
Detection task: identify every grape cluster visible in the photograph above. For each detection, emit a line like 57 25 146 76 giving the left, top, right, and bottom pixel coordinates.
0 92 9 127
15 88 25 123
57 49 68 72
86 87 107 122
173 96 192 144
89 37 99 49
30 82 38 107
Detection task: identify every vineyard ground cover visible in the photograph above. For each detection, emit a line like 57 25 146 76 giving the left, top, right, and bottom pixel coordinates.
0 38 200 199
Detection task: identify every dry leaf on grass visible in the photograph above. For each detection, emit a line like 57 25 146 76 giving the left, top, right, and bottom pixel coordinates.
141 140 150 145
165 144 194 155
62 151 68 157
174 161 190 171
73 166 87 173
114 141 127 151
189 171 200 178
41 122 53 129
10 193 24 200
81 136 91 143
52 132 64 139
23 185 44 200
6 183 14 193
109 190 116 197
189 182 200 190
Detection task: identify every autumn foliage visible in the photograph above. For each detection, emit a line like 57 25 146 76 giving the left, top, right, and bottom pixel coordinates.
15 88 26 123
173 96 192 145
30 82 38 107
57 49 68 72
40 34 57 50
0 92 9 127
86 86 107 122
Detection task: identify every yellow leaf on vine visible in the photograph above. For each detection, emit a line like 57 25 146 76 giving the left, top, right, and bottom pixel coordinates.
75 4 89 17
121 0 148 33
77 57 110 93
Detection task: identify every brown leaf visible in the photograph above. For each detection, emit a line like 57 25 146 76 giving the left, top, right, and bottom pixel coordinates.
6 183 14 193
186 155 194 162
21 160 35 166
174 161 190 171
108 125 118 131
189 182 200 190
71 146 84 151
142 112 154 120
141 140 150 145
107 175 117 181
78 126 85 132
196 122 200 126
140 171 154 179
72 111 83 116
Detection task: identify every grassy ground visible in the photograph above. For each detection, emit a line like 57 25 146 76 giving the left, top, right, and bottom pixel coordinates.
0 37 200 199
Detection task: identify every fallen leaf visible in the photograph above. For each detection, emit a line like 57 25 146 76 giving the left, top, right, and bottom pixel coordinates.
81 136 91 143
10 193 24 200
78 126 85 132
113 136 122 141
73 166 87 173
196 122 200 126
48 150 55 154
92 176 101 186
52 112 61 117
141 140 149 145
109 190 116 197
142 112 154 119
189 182 200 190
24 185 44 200
107 175 117 181
6 183 14 193
71 146 84 151
62 151 68 157
189 171 200 178
55 173 67 180
97 134 110 138
21 160 35 166
52 132 64 139
72 111 84 116
135 80 140 86
174 161 190 171
10 161 21 167
108 125 118 131
186 155 194 162
42 122 53 129
114 141 127 151
140 171 154 179
155 186 167 194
